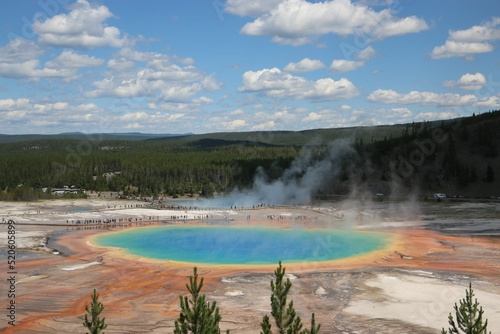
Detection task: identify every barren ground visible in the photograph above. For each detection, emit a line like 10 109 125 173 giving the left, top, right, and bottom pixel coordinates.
1 198 499 333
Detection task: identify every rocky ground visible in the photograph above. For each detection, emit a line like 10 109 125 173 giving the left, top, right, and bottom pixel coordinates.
0 198 499 333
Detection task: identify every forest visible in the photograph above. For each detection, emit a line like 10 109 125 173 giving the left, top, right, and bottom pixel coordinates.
0 110 498 201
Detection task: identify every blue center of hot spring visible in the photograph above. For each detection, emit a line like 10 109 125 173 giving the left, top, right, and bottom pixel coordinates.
94 226 389 265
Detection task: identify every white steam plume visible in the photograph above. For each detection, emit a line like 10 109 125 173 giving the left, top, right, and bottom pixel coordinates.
208 138 355 207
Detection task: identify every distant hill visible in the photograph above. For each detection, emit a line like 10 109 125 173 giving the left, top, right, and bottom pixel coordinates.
0 120 445 146
0 132 191 144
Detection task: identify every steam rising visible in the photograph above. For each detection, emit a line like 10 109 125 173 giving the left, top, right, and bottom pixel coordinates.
201 138 355 207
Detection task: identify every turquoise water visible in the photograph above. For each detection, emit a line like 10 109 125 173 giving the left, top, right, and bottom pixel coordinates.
94 226 389 265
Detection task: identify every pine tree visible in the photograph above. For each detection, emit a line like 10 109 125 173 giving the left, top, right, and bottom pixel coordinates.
441 283 490 334
261 261 320 334
174 267 229 334
83 289 107 334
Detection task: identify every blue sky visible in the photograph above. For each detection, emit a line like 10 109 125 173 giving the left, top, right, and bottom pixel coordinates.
0 0 499 134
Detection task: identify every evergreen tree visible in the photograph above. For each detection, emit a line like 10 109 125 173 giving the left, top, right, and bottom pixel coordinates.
83 289 107 334
261 261 320 334
174 267 229 334
441 283 490 334
486 165 494 183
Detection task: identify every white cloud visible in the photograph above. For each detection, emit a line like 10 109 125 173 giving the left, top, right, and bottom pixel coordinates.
75 103 101 112
0 100 109 132
34 102 69 112
221 119 246 130
0 40 98 80
33 0 124 49
284 58 325 72
302 112 323 122
329 46 377 73
229 108 245 115
474 96 500 109
124 122 143 129
118 111 186 127
107 58 135 71
356 46 377 60
0 59 75 80
431 41 494 59
449 17 500 42
443 72 487 91
414 111 460 122
225 0 283 17
0 40 44 79
367 89 478 107
239 67 359 101
251 120 276 131
330 59 364 73
388 107 412 119
431 17 500 59
239 0 428 46
86 57 221 101
4 110 27 120
45 51 103 69
0 98 30 110
192 96 214 105
0 39 43 64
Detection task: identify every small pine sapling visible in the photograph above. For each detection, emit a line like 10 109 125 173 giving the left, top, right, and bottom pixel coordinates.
83 289 107 334
174 267 229 334
260 261 320 334
441 283 490 334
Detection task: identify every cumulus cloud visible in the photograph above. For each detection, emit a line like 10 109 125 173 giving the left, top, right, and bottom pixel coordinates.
329 46 377 73
86 55 221 101
449 17 500 42
367 88 499 109
367 89 477 107
33 102 69 112
0 39 43 64
284 58 325 72
0 98 31 110
330 59 364 73
239 67 359 101
45 50 103 69
0 39 44 79
414 111 460 122
431 17 500 59
474 96 500 109
388 107 412 119
221 119 247 130
0 39 102 80
238 0 428 46
225 0 283 17
0 99 109 132
114 111 188 129
0 58 74 80
356 46 378 60
251 120 276 131
107 58 135 71
431 41 494 59
443 72 487 91
33 0 125 49
192 96 214 105
302 112 323 122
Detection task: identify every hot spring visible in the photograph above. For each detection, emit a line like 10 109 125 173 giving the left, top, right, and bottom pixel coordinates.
94 226 390 265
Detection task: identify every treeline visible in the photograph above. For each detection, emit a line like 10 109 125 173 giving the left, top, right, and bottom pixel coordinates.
366 110 498 190
0 110 498 200
0 140 299 200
